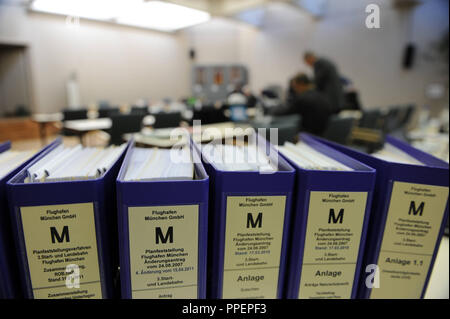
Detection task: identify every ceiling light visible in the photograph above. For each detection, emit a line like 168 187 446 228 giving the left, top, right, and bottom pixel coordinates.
30 0 211 32
116 1 211 32
30 0 134 21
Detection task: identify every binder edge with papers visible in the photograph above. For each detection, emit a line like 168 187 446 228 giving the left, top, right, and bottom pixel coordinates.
0 139 57 298
310 134 449 299
116 139 209 299
200 134 296 299
6 139 129 299
281 133 376 299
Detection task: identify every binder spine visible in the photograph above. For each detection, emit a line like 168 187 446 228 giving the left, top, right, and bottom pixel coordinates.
97 150 127 299
0 139 60 298
310 134 449 299
202 135 295 299
6 140 128 299
283 134 376 299
116 140 209 299
0 141 16 298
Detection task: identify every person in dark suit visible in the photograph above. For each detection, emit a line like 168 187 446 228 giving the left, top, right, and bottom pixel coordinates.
340 76 362 110
274 73 333 136
304 51 344 114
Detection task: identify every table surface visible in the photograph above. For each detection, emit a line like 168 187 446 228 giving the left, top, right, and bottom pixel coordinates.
64 118 112 131
32 112 64 123
63 115 156 132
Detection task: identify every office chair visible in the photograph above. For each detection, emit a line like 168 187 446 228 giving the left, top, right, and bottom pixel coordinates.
152 111 182 129
192 107 228 125
98 107 120 118
131 106 149 116
252 114 302 145
109 113 145 145
63 108 88 121
382 106 401 133
262 85 283 100
323 116 355 145
398 104 416 128
271 114 301 128
62 108 88 136
359 109 382 130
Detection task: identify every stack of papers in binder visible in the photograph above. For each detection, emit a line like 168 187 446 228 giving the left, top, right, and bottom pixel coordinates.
0 150 35 180
202 144 276 172
25 144 127 182
372 142 425 165
124 147 194 181
278 142 353 171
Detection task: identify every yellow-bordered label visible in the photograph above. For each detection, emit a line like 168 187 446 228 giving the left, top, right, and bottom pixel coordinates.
128 205 199 299
298 191 368 299
370 182 448 299
20 202 102 299
222 195 286 299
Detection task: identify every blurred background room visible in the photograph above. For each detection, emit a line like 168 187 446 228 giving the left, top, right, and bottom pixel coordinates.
0 0 448 158
0 0 449 300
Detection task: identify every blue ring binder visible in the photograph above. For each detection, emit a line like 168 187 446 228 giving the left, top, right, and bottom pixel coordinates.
0 139 58 298
311 134 449 299
116 139 209 299
200 134 296 299
281 134 376 299
6 139 129 299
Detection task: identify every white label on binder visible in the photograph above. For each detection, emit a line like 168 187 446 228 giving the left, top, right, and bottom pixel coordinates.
128 205 199 299
20 202 102 299
222 196 286 298
370 182 448 299
298 192 368 299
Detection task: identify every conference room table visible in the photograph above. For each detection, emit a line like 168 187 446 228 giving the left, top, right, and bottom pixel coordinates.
64 115 156 144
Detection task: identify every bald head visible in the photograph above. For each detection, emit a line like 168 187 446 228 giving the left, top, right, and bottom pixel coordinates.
303 51 317 67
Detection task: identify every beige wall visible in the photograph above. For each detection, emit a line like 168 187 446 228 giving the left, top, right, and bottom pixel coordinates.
311 0 449 110
0 3 191 113
183 18 242 64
